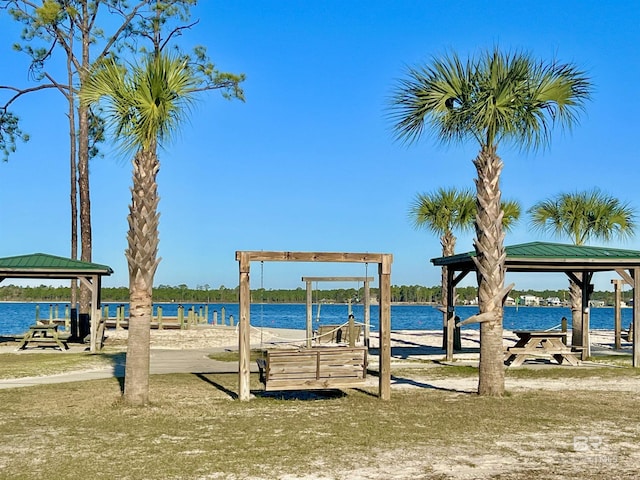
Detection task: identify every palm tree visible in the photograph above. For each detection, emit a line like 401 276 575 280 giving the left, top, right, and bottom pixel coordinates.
390 48 591 395
410 188 521 353
529 189 636 346
81 53 241 405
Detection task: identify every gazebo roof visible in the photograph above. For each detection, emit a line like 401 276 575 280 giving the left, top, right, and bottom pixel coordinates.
0 253 113 278
431 241 640 273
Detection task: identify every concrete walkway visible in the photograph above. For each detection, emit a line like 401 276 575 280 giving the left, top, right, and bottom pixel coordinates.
0 347 239 389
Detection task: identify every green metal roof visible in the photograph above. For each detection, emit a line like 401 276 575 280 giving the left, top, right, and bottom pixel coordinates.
0 253 113 276
431 242 640 273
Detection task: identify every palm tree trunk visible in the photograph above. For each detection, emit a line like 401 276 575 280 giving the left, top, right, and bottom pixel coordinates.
441 232 455 351
569 276 582 346
473 145 505 396
123 148 161 406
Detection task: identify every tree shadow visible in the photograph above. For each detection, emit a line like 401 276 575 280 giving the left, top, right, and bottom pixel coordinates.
389 373 475 394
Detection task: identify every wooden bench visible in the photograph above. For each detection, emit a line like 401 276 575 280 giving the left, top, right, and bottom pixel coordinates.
315 324 362 344
256 346 368 391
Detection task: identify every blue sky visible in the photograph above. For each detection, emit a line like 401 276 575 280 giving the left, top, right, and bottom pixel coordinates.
1 0 639 292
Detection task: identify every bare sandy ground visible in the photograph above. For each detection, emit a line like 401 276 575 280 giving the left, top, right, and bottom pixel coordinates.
99 325 639 394
3 326 638 479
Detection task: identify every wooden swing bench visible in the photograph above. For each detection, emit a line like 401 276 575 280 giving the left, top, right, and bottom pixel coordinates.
256 346 368 391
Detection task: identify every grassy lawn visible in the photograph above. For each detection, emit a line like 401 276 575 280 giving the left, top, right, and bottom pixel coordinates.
0 358 639 479
0 350 125 379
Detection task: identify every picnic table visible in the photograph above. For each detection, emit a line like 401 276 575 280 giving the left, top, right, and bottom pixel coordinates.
504 330 580 367
17 324 69 351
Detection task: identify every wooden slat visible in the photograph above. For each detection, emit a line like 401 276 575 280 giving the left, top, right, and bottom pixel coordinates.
260 347 367 391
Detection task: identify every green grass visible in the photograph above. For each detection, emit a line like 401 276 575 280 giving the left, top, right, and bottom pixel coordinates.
1 352 639 479
208 348 264 363
0 351 124 379
0 370 638 479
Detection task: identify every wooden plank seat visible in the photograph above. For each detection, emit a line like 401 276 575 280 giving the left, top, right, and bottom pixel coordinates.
256 346 368 391
315 324 362 344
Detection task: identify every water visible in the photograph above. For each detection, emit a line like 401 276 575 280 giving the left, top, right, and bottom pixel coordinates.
0 302 632 336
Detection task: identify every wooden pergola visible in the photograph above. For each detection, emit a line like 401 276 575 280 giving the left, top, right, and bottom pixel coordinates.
431 242 640 366
236 251 392 401
301 276 374 347
0 253 113 352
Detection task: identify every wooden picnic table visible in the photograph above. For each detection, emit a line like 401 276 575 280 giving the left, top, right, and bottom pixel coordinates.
504 330 580 367
17 323 69 351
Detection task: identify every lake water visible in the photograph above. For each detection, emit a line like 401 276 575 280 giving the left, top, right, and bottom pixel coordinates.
0 302 632 336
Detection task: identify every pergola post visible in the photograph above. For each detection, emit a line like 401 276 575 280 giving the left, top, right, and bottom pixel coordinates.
363 278 371 347
305 280 313 348
378 254 392 400
238 252 252 401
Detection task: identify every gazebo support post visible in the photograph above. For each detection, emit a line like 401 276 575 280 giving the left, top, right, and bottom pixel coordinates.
580 272 593 360
633 268 640 367
611 279 623 350
445 268 455 361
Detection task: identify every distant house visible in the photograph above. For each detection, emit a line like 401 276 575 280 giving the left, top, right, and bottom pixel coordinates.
545 297 562 306
505 296 516 306
519 295 540 306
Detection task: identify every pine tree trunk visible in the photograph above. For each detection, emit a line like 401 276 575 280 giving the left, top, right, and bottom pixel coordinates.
123 148 161 406
77 8 92 327
473 145 506 396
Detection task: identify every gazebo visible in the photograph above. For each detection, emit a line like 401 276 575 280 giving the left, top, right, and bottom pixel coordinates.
0 253 114 352
431 242 640 366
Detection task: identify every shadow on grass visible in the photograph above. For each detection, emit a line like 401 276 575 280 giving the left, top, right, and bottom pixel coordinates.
389 373 474 394
369 345 480 359
253 388 347 401
193 372 238 399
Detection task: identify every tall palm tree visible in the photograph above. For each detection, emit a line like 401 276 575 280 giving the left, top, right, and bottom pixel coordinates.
410 188 521 352
529 189 636 345
81 53 219 405
390 48 591 395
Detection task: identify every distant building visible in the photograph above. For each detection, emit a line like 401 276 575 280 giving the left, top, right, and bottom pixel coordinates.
505 296 516 306
589 300 605 308
519 295 540 306
545 297 562 306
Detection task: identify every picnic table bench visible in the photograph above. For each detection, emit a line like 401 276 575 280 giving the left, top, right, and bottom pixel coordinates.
17 324 70 351
504 330 579 367
257 346 368 391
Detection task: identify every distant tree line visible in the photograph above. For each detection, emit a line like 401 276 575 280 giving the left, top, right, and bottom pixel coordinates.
0 283 627 305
